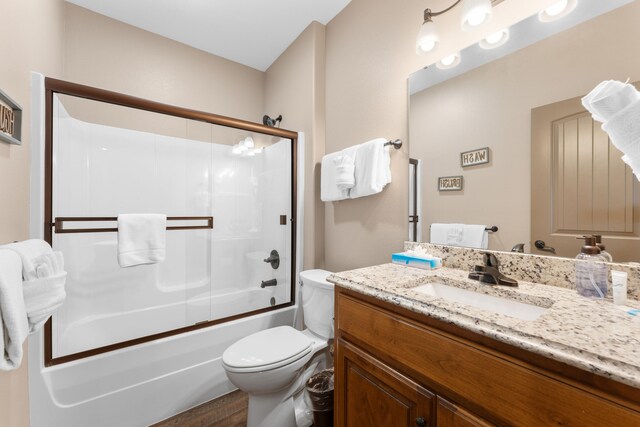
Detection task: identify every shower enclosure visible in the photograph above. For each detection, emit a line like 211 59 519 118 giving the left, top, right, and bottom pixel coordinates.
29 75 301 426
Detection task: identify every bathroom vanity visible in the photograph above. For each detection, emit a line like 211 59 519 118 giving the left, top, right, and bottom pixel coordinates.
329 264 640 426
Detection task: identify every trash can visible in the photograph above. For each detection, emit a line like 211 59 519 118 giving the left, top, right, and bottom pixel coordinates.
305 368 334 427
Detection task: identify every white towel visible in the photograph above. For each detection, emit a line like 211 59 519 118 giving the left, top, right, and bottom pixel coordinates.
333 146 358 190
430 223 488 249
430 223 452 245
583 80 640 180
2 239 54 281
117 214 167 267
0 249 29 370
430 223 462 245
23 253 67 333
460 224 489 249
602 99 640 156
2 240 68 333
350 138 391 199
321 152 350 201
581 80 639 124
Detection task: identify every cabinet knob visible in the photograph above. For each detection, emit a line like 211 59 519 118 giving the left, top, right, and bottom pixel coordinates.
416 417 427 427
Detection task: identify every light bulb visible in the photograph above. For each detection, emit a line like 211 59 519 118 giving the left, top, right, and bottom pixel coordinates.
545 0 568 17
461 0 492 31
232 145 242 155
436 53 461 70
479 28 509 50
466 10 488 27
441 55 456 66
485 31 503 44
416 19 439 54
244 136 254 148
538 0 577 22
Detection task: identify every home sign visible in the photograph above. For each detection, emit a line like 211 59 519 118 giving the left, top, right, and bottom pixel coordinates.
0 89 22 145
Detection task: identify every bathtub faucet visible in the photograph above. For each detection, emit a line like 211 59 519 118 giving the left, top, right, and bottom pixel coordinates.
261 279 278 288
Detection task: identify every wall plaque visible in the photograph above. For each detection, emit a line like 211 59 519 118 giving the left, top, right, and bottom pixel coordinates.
438 175 463 191
0 88 22 145
461 147 489 167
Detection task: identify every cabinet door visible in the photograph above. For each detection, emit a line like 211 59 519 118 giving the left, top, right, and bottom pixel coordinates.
335 340 434 427
436 397 494 427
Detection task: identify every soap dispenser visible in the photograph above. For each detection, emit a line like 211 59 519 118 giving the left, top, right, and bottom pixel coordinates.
575 236 608 298
592 234 613 262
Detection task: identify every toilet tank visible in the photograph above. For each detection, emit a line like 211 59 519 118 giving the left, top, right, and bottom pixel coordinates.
300 269 334 339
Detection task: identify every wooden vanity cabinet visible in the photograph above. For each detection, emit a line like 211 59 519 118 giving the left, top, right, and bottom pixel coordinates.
334 287 640 427
336 340 435 427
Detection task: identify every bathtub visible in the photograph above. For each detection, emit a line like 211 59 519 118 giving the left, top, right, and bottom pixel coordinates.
29 302 296 426
55 287 283 357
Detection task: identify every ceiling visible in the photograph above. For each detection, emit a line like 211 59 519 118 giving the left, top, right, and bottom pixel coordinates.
66 0 351 71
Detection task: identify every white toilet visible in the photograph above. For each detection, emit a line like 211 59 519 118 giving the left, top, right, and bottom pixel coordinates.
222 269 334 427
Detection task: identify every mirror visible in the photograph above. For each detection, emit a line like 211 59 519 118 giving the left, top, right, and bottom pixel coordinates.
408 0 640 261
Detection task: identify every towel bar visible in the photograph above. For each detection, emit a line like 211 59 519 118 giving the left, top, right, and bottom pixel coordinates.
384 139 402 149
52 216 214 234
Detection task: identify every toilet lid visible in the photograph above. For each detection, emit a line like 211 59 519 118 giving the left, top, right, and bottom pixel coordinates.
222 326 312 372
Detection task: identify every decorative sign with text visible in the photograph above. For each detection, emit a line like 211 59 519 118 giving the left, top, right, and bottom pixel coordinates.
0 89 22 145
438 175 463 191
461 147 489 167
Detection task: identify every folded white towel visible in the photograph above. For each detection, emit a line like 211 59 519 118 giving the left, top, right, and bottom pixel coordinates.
321 152 350 201
430 223 488 249
333 146 358 190
602 98 640 154
2 239 54 281
0 249 29 370
460 224 489 249
430 223 452 245
117 214 167 267
446 224 464 245
350 138 391 199
2 240 68 333
582 80 639 123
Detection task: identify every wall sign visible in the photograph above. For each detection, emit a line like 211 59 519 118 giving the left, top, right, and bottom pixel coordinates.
0 88 22 145
461 147 489 167
438 175 463 191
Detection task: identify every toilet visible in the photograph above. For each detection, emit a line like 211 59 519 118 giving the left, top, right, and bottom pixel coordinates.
222 269 334 427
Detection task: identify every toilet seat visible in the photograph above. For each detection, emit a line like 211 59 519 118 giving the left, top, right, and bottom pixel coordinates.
222 326 312 373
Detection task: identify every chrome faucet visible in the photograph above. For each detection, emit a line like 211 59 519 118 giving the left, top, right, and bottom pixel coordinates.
511 243 525 253
468 252 518 287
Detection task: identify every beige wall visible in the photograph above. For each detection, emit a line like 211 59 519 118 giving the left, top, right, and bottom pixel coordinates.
0 0 66 425
410 2 640 252
64 4 265 122
265 22 326 270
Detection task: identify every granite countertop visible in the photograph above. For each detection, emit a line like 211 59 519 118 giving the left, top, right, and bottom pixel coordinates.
328 263 640 389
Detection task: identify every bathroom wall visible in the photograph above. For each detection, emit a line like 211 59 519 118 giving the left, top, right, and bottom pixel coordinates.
322 0 560 272
63 3 264 122
264 22 327 270
0 1 66 425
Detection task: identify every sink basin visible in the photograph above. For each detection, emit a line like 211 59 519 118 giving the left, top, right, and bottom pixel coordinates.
412 283 549 321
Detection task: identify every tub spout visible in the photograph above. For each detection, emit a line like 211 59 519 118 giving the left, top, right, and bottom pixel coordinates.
261 279 278 288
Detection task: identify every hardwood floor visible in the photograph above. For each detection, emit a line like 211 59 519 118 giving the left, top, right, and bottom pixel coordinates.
151 390 248 427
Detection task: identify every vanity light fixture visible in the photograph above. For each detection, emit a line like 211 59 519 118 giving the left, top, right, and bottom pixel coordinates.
479 28 509 49
538 0 578 22
417 0 497 55
436 52 461 69
460 0 492 31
